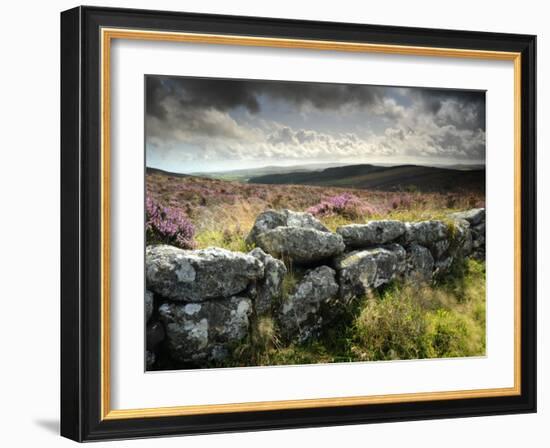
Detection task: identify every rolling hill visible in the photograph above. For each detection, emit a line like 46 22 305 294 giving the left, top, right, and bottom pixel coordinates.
146 167 190 178
248 164 485 193
189 162 347 182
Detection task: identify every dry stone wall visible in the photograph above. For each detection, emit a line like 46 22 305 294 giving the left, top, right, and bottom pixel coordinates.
145 207 485 369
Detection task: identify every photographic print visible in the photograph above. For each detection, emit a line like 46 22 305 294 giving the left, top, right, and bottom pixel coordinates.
144 75 487 371
61 9 536 439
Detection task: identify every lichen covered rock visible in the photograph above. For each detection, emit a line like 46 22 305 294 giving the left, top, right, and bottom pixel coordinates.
403 221 449 246
470 221 486 259
246 209 328 247
405 244 434 282
434 256 454 275
334 245 406 300
145 289 154 322
451 219 474 257
256 227 345 264
146 245 263 302
249 247 287 316
431 239 450 259
449 208 485 226
278 266 339 343
285 209 329 231
158 297 252 363
336 220 406 248
145 320 165 367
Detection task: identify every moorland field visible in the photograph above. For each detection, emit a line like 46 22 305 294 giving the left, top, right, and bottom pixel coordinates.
147 163 484 252
146 163 486 367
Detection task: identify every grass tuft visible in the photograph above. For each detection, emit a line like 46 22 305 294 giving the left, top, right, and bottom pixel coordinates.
195 229 248 252
207 259 485 368
351 259 486 361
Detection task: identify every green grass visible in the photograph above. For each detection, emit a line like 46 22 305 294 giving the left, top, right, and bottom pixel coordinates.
280 263 304 297
352 287 431 361
318 208 472 233
210 258 486 368
195 229 249 252
351 259 486 361
368 208 468 223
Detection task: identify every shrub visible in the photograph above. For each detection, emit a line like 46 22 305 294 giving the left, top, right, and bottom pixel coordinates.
351 259 486 361
307 193 378 220
194 228 247 252
390 193 413 209
437 257 486 303
229 316 281 366
146 195 196 249
426 308 484 358
279 264 305 303
353 289 430 361
445 194 458 208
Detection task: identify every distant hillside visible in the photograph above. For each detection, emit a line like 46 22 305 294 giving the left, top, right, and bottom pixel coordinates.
430 163 486 171
249 164 485 193
146 167 190 178
191 162 347 182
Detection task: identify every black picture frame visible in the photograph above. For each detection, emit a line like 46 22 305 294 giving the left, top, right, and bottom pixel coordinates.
61 5 536 442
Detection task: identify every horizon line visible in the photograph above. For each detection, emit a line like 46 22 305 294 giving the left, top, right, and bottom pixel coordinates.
145 160 486 176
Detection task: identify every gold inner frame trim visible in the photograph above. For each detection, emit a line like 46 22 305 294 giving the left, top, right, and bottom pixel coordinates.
100 27 522 421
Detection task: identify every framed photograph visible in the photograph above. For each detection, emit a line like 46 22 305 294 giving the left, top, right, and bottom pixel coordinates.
60 6 536 442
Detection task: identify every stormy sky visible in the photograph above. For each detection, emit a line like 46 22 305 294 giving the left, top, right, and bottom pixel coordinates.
145 76 486 173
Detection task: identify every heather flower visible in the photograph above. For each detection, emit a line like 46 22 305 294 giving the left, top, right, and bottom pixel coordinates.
146 195 196 249
307 193 377 219
391 193 413 210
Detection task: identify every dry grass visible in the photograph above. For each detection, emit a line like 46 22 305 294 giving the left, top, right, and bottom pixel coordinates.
146 173 485 250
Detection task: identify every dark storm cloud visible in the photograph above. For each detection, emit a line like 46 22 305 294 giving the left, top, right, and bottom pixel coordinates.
145 76 386 119
257 82 384 110
146 77 170 120
147 76 484 131
408 88 486 130
146 77 255 119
